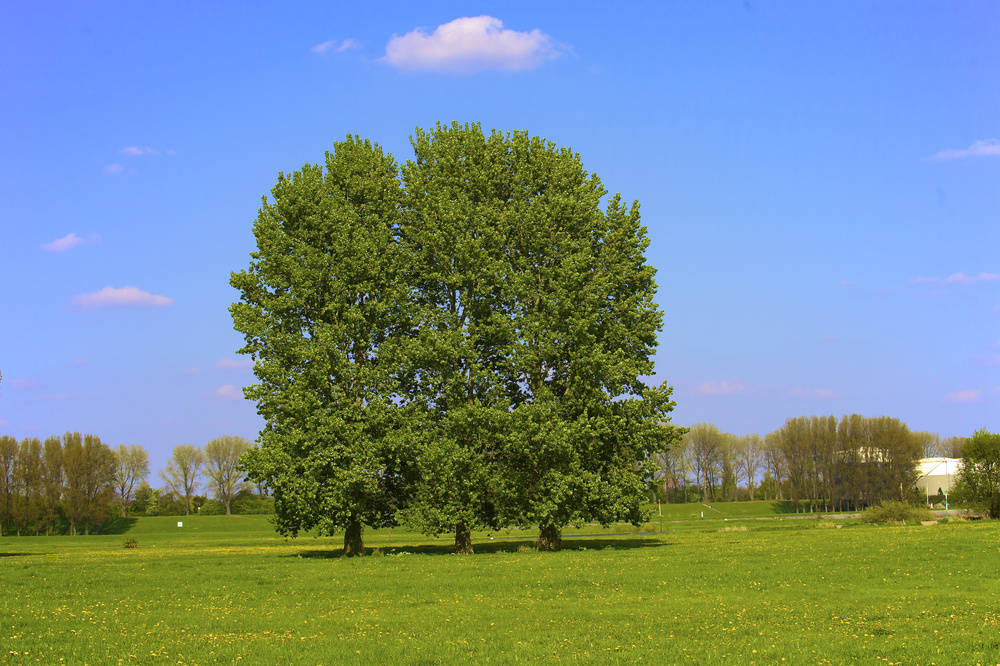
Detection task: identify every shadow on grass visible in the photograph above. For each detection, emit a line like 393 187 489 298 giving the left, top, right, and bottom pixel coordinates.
293 536 674 559
0 552 48 558
98 517 139 535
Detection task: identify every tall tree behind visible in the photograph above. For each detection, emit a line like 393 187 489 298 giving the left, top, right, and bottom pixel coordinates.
232 136 405 556
40 436 63 534
80 434 116 534
62 432 85 535
14 438 43 535
160 444 206 515
762 432 785 500
736 434 764 500
114 444 149 518
913 431 942 458
204 436 251 515
0 435 16 534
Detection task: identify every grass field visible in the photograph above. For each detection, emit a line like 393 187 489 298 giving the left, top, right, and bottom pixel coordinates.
2 512 999 664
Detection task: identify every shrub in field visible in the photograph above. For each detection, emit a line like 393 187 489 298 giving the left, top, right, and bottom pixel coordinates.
122 537 138 548
859 500 934 525
199 499 225 515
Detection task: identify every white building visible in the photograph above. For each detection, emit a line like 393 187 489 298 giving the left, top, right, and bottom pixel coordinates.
915 457 963 501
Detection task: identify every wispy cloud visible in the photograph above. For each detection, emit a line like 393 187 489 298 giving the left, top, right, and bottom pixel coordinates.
72 286 174 310
312 38 360 54
30 393 79 402
105 163 124 175
912 272 1000 287
382 16 564 73
0 419 7 427
120 146 158 156
41 232 101 252
930 138 1000 160
697 379 745 396
835 279 856 287
214 357 253 371
791 387 841 399
9 378 43 389
208 384 244 400
943 389 981 404
182 367 201 376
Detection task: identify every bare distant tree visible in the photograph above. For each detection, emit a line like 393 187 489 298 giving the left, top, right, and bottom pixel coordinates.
114 444 150 517
160 444 205 515
204 436 251 515
913 431 942 458
937 436 967 458
735 434 764 501
685 423 723 502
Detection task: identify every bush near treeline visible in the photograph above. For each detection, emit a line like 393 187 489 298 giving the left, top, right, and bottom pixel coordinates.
650 417 972 511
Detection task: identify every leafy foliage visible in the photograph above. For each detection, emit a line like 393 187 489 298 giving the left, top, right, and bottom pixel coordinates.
953 428 1000 518
858 500 934 525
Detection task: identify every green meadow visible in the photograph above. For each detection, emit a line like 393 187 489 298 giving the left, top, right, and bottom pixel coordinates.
2 511 999 665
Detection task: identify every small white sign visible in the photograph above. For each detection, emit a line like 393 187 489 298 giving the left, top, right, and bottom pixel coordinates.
177 522 183 528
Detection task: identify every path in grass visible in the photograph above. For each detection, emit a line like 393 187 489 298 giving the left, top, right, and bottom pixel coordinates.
2 517 999 664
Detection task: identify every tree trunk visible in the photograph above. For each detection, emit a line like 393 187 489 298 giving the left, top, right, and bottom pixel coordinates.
343 517 364 557
454 521 473 554
536 523 562 552
224 500 231 516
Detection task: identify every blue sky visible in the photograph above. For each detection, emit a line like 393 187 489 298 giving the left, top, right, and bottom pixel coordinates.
1 1 998 473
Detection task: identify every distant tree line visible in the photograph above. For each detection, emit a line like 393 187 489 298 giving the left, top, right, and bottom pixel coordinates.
649 415 968 511
0 434 269 537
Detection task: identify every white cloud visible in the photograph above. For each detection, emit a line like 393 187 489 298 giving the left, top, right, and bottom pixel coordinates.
41 232 100 252
931 138 1000 160
943 389 981 404
214 357 253 371
382 16 563 73
312 38 360 54
835 279 856 287
120 146 158 156
9 378 43 389
0 419 7 427
791 387 841 399
697 379 745 396
104 163 123 175
182 368 200 376
72 286 174 310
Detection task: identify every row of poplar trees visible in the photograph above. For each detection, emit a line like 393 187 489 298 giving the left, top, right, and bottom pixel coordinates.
231 123 681 555
655 415 931 511
0 433 148 536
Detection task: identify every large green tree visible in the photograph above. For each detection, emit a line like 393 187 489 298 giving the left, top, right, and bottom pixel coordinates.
499 131 679 549
954 428 1000 518
232 136 406 556
396 123 516 553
